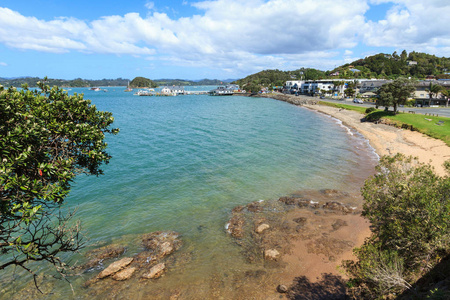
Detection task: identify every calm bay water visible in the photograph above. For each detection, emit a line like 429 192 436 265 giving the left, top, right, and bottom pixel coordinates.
2 87 379 298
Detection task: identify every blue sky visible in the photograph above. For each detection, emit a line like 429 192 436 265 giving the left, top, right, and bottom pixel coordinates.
1 0 449 80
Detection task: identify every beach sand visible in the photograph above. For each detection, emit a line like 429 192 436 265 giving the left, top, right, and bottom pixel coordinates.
304 103 450 176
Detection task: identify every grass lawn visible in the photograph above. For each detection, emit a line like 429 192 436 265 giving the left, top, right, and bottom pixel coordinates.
383 112 450 146
318 101 367 114
318 101 450 146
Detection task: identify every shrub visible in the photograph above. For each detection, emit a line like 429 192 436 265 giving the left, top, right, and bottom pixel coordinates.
343 154 450 299
365 107 377 114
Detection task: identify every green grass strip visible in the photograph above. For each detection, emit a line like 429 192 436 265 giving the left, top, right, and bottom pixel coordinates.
317 101 450 146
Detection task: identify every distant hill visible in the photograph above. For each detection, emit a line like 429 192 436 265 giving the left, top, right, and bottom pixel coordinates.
153 78 226 86
233 68 326 90
0 77 129 88
232 51 450 90
0 77 232 88
2 52 448 89
329 51 450 79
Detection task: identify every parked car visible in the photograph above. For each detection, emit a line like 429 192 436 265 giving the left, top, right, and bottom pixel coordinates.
353 99 364 104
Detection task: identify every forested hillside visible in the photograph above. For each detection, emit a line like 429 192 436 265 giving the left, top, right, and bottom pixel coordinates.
330 51 450 79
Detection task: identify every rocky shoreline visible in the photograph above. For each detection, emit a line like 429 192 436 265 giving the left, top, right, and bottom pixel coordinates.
69 187 364 299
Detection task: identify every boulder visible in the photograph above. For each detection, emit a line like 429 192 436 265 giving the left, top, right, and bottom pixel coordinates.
97 257 134 279
142 263 166 279
160 242 174 257
277 284 288 293
264 249 280 261
112 267 136 281
298 200 310 208
82 244 126 270
247 201 263 212
226 215 245 238
255 223 270 234
323 201 351 213
142 231 181 259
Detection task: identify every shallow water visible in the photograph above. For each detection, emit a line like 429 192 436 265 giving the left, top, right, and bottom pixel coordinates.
0 88 378 299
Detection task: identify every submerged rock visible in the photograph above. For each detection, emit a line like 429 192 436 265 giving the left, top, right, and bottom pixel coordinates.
332 219 348 231
82 244 126 270
255 223 270 234
320 189 349 198
112 267 136 281
323 201 352 213
98 257 134 279
232 205 245 213
264 249 280 261
142 231 182 259
247 201 263 212
278 197 299 205
142 263 166 279
226 215 245 238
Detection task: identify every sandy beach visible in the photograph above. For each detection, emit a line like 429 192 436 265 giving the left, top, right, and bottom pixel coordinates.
303 102 450 176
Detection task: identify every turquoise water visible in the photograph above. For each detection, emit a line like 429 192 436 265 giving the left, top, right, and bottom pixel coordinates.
69 88 375 242
2 88 378 298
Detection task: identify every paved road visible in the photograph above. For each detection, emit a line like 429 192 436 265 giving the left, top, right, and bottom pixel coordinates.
319 98 450 118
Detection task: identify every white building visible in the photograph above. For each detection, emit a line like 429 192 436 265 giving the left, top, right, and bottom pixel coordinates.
161 86 185 95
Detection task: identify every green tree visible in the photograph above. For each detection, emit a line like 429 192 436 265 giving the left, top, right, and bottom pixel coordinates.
441 88 450 107
376 78 415 114
426 82 443 100
243 82 261 93
343 154 450 299
344 87 355 98
0 81 118 279
400 50 408 61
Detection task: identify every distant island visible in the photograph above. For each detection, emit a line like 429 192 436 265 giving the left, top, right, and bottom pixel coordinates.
2 51 449 90
0 77 235 88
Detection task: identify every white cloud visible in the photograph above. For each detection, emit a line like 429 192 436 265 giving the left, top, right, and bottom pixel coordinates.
0 0 449 76
362 0 450 51
0 62 7 66
145 2 155 10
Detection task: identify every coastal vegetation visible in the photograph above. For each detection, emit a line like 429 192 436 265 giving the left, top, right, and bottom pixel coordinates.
343 154 450 299
0 81 118 280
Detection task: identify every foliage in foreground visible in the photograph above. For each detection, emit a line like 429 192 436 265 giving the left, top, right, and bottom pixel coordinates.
0 81 118 282
343 154 450 299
